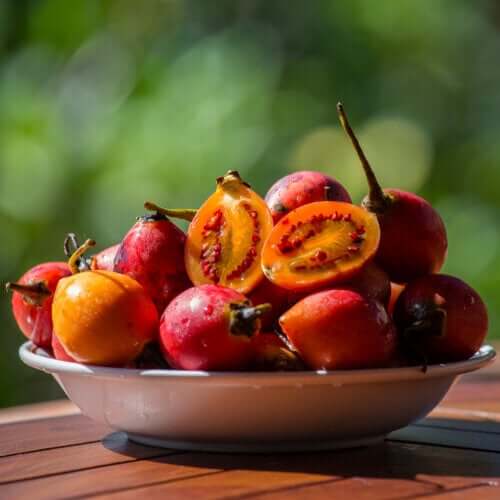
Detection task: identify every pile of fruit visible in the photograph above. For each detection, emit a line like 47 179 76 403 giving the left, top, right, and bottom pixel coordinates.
7 104 488 372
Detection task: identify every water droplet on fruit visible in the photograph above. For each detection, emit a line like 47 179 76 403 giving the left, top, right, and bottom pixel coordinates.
204 305 214 315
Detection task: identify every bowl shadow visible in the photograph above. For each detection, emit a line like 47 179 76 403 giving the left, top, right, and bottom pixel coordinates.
100 417 500 495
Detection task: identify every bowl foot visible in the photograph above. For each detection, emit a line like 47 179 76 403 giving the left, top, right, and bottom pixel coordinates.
126 433 386 453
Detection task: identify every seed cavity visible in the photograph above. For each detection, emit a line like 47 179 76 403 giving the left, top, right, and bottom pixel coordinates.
200 209 225 283
277 212 367 272
226 202 261 281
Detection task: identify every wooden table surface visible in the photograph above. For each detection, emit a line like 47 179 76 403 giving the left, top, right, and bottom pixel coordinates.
2 363 500 500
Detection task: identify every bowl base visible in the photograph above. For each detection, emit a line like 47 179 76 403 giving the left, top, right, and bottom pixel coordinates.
126 433 386 453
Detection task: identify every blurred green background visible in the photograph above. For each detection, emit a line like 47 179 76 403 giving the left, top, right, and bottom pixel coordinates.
1 0 499 407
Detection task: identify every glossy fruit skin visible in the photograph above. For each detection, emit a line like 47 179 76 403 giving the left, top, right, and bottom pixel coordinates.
11 262 71 348
160 285 257 371
261 201 380 291
265 171 352 223
185 171 273 294
51 333 75 362
91 244 119 271
114 216 191 314
366 189 447 284
52 270 158 366
393 274 488 363
279 289 397 370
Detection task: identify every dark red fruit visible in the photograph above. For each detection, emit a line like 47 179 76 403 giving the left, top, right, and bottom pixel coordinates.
251 333 304 371
393 274 488 363
52 333 75 362
6 262 71 348
160 285 270 371
248 279 294 330
337 103 447 283
113 203 192 313
339 263 391 306
91 244 119 271
265 170 351 223
279 289 397 370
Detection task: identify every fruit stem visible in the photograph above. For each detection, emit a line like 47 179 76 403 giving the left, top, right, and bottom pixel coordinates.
336 102 391 213
229 302 272 337
216 170 251 189
5 281 51 305
144 201 197 222
64 233 91 271
68 239 96 274
63 233 79 258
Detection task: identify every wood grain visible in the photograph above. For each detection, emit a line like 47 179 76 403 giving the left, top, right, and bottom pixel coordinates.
0 414 109 457
2 440 499 499
0 432 175 484
0 400 79 425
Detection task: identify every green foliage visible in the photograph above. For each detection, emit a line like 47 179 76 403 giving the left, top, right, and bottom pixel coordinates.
1 0 499 406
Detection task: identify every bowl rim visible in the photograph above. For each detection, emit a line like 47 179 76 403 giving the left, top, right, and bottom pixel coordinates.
19 341 496 386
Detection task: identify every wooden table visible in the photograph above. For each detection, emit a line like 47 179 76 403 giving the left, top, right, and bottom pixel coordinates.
1 365 500 500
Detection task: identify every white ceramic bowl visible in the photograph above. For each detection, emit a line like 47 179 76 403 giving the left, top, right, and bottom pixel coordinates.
20 341 495 452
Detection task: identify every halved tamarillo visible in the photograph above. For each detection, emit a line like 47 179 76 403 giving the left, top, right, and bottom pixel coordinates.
261 201 380 291
185 171 273 294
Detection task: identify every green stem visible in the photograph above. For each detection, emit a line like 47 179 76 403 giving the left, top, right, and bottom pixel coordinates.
336 102 391 213
144 201 197 222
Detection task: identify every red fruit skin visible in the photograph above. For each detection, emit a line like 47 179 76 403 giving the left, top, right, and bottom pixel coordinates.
370 189 447 284
91 244 119 271
114 218 191 314
279 289 397 370
51 333 75 362
339 264 390 306
291 264 391 308
393 274 488 363
160 285 256 371
248 279 293 330
11 262 71 348
265 171 352 223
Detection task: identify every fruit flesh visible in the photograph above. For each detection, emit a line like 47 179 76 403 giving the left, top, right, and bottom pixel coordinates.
52 270 158 365
261 201 380 290
159 285 261 371
393 274 488 363
9 262 71 348
185 171 273 294
279 289 397 370
114 216 190 313
265 170 351 223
